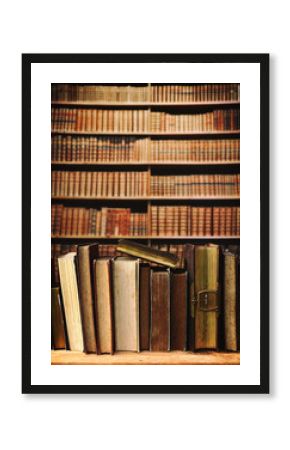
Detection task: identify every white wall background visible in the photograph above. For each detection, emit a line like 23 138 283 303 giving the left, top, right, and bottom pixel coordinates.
0 1 285 449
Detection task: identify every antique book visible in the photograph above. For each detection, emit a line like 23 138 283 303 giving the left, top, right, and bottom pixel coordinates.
194 244 219 350
184 244 195 351
112 257 139 352
93 258 114 354
170 270 188 351
139 264 151 350
51 287 66 350
77 244 98 353
150 268 170 351
58 252 84 351
117 239 179 268
223 249 238 351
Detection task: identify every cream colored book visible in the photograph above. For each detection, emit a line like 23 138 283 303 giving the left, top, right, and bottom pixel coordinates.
112 257 139 352
94 258 114 354
58 252 84 352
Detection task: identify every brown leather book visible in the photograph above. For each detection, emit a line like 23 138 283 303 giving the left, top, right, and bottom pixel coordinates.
139 264 151 351
223 249 238 351
51 287 67 350
170 270 188 351
117 239 179 268
93 258 114 354
112 257 139 352
150 268 170 352
184 244 195 351
77 244 99 353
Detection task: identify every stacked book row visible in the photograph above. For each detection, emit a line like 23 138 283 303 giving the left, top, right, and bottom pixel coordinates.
151 174 240 197
52 242 239 354
52 205 147 236
51 243 186 287
151 206 240 236
51 136 150 162
150 109 239 132
51 170 149 197
51 108 149 133
52 84 150 103
51 205 240 237
51 83 240 103
51 108 240 133
151 84 240 103
151 138 240 162
51 135 240 163
51 171 240 198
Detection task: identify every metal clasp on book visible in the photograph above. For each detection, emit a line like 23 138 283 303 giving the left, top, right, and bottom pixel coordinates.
192 289 219 312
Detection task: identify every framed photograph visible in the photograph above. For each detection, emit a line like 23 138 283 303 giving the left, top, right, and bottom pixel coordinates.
22 53 269 394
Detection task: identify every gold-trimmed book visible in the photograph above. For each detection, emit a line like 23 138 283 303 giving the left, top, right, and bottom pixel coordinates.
117 239 179 268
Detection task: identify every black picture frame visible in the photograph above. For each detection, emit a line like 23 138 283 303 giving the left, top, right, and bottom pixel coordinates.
22 53 269 394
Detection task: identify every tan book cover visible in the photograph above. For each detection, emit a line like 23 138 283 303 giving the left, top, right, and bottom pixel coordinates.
58 252 84 351
112 257 139 352
94 258 114 354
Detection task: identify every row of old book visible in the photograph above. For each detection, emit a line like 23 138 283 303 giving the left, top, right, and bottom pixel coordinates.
51 243 186 286
151 109 239 132
52 241 239 353
52 205 240 237
151 84 240 103
51 135 240 163
150 174 240 196
51 108 240 133
51 83 240 103
51 171 240 198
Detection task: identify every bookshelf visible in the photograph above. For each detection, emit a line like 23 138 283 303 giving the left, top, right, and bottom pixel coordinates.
51 83 240 365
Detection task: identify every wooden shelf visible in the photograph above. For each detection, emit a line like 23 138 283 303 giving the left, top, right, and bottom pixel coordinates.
51 160 240 167
52 196 240 201
51 130 240 137
52 235 240 240
51 350 240 365
52 100 240 108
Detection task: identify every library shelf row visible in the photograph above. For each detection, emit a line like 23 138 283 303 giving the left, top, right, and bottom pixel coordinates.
51 350 240 365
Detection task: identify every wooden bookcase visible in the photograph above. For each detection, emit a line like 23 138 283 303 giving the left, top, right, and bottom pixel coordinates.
51 83 240 365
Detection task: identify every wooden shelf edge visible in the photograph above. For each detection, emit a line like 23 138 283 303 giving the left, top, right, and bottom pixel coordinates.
51 350 240 365
51 235 240 240
51 160 240 166
51 130 240 137
52 101 240 107
52 196 240 201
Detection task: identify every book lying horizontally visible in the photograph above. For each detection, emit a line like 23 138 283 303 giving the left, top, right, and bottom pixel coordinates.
117 239 179 268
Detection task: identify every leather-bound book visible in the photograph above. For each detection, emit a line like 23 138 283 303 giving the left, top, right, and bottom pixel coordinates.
150 268 170 352
139 263 151 351
77 244 98 353
194 244 219 350
117 239 179 268
51 287 67 350
58 253 84 351
112 257 139 352
170 269 188 351
184 244 195 351
223 249 239 351
93 258 114 354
